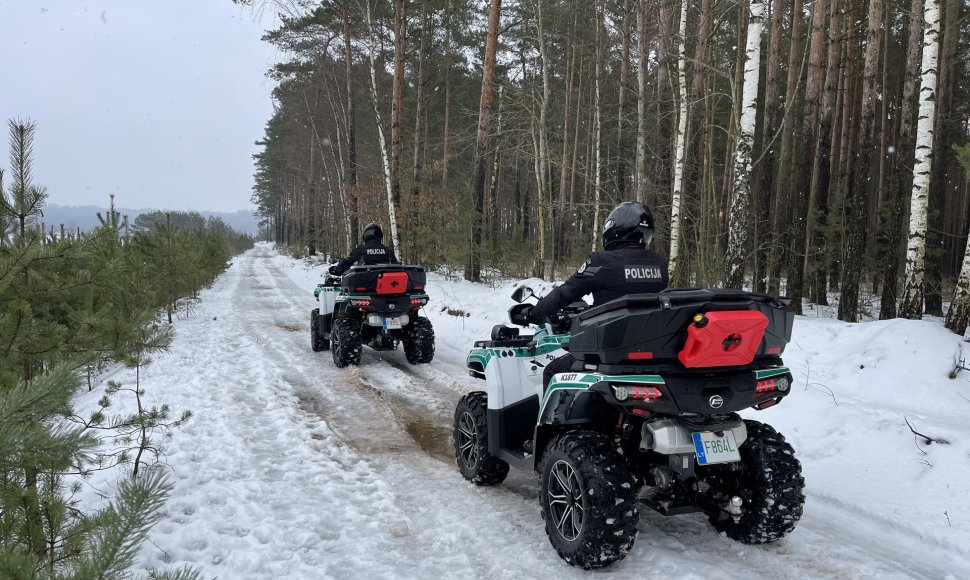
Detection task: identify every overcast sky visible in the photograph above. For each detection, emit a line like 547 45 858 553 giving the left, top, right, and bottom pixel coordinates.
0 1 279 212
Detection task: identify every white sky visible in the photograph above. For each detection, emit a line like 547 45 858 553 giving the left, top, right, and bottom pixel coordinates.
0 0 279 212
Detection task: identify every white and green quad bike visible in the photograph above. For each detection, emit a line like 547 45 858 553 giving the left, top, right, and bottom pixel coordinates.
454 286 804 569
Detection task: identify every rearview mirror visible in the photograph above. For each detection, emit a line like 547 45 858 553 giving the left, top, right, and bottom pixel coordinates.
511 286 535 303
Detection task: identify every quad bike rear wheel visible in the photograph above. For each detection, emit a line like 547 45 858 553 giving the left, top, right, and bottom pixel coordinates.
310 309 330 352
403 316 435 364
538 431 639 569
331 318 362 367
705 419 805 543
453 392 509 485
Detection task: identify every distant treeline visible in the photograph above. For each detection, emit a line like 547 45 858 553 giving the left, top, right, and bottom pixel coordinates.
41 203 261 236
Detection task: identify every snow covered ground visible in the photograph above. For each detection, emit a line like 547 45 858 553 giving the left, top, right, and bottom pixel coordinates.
76 244 970 579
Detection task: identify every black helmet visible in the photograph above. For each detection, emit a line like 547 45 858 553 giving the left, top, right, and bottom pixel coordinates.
361 223 383 242
602 201 654 250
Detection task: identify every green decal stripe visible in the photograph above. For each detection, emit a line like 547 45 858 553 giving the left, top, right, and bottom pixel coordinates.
755 367 790 379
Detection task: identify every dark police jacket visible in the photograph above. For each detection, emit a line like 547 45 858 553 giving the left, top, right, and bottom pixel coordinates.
532 245 669 320
331 239 399 274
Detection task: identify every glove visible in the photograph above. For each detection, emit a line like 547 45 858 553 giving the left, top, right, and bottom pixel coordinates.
328 265 341 276
523 304 540 324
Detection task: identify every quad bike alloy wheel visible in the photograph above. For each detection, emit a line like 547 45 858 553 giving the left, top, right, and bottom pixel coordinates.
538 431 639 569
453 392 509 485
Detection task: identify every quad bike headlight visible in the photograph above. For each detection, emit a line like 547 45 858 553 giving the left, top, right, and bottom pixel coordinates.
612 386 630 401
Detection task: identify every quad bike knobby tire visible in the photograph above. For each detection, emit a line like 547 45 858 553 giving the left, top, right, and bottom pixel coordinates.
403 316 435 365
453 392 509 485
538 431 639 569
310 309 330 352
331 317 362 367
707 419 805 543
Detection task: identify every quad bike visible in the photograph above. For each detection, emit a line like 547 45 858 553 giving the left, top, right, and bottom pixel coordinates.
454 287 804 569
310 264 435 367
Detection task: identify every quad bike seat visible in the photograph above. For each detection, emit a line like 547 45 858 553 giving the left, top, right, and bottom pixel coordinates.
567 288 793 369
340 264 427 295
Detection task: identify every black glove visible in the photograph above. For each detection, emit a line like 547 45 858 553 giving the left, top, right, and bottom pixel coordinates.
328 265 341 276
523 304 541 324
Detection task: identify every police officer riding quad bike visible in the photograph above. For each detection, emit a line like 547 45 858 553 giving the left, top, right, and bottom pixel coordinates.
309 223 435 367
452 203 804 569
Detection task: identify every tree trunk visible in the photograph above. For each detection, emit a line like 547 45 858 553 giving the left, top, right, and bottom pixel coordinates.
725 0 766 289
899 0 941 319
441 13 452 192
342 3 358 242
615 0 632 199
809 0 843 306
669 0 689 284
945 232 970 334
838 0 884 322
592 6 604 252
391 0 406 240
410 1 429 260
924 0 960 316
466 0 502 282
364 0 401 253
533 0 551 279
768 0 805 295
753 0 785 292
634 0 650 204
786 0 830 313
879 0 924 319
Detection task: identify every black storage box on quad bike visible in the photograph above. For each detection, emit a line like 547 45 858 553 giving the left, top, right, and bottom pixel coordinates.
567 289 793 368
340 264 427 295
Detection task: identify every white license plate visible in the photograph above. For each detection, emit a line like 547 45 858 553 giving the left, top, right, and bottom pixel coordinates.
692 431 741 465
383 317 402 330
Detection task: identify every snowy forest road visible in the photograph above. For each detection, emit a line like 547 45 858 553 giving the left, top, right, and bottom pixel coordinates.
124 246 966 579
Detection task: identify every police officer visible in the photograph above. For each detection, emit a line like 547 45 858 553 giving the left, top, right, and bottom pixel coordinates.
527 201 669 389
329 223 400 276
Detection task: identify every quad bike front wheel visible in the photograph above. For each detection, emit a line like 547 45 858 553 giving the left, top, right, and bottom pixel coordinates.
331 318 362 367
453 392 509 485
705 419 805 543
538 431 639 569
310 309 330 352
403 316 435 364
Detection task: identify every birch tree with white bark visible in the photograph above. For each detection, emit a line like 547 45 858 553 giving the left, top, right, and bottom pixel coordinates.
899 0 941 320
668 0 689 283
724 0 766 289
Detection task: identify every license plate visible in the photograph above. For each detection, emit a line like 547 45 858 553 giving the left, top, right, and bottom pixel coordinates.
692 431 741 465
383 317 402 330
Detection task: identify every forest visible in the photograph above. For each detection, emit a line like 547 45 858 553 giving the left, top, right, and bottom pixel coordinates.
245 0 970 332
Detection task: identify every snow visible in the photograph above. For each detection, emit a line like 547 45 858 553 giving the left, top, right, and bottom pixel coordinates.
74 244 970 579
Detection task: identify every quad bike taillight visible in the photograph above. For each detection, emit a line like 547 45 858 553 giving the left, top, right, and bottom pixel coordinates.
349 298 371 308
410 297 428 306
755 375 790 394
612 385 662 402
